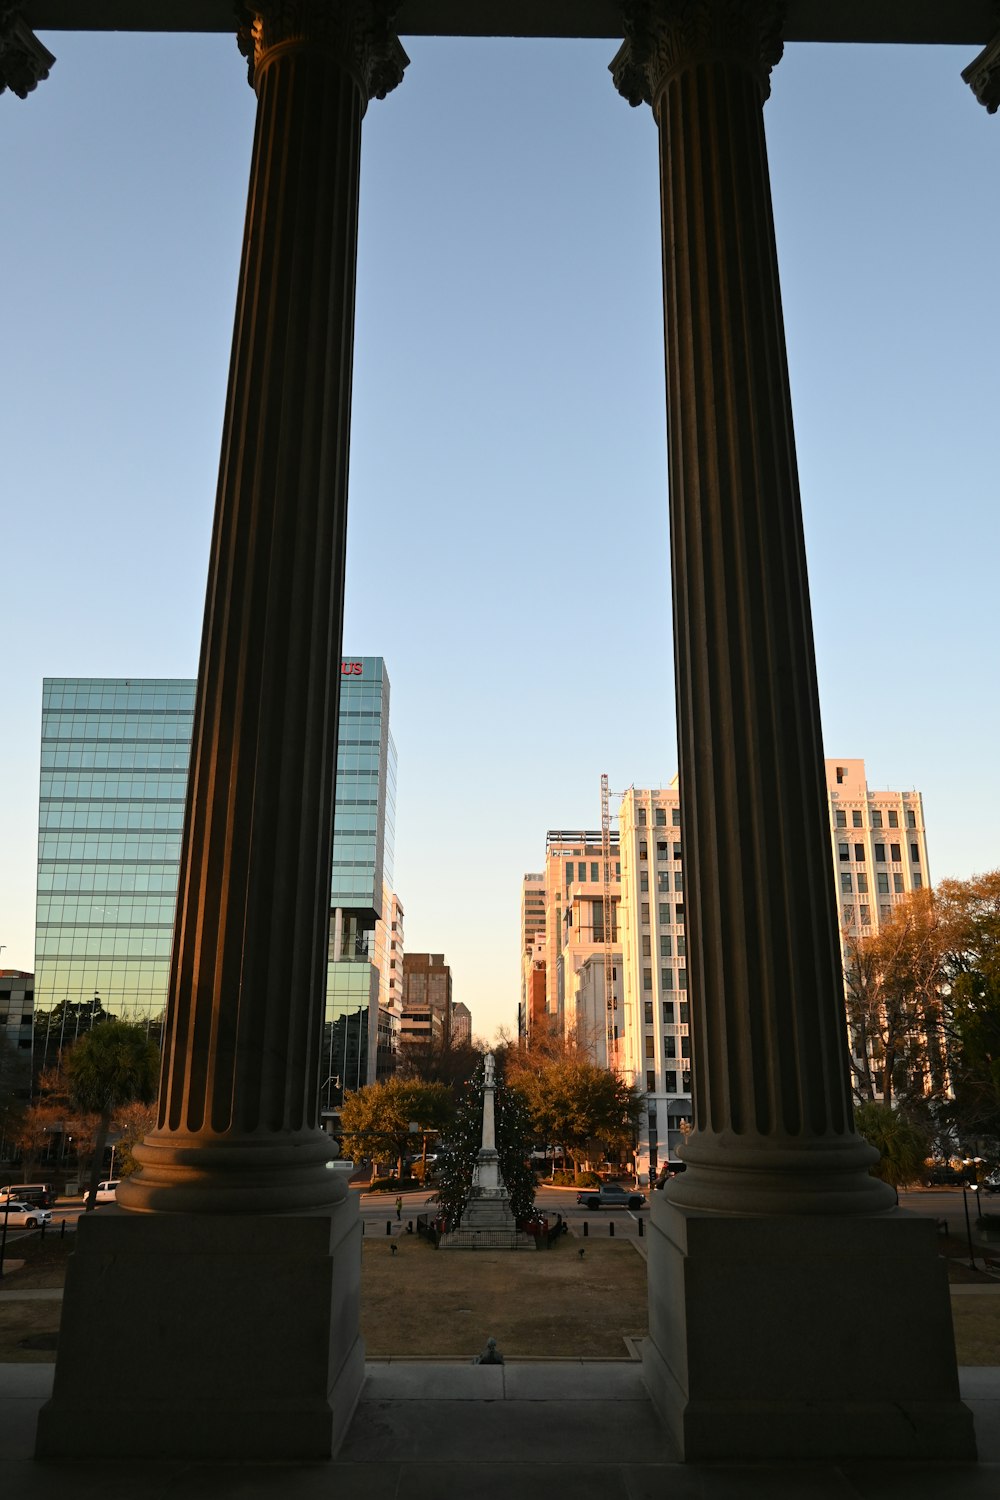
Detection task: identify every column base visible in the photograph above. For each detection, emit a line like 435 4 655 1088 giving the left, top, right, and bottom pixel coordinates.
644 1197 976 1462
35 1201 364 1460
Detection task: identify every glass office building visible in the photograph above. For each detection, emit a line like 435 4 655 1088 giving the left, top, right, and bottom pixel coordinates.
34 665 396 1104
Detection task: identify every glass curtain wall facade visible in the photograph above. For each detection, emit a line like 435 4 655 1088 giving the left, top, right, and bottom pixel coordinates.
34 667 395 1107
34 678 193 1072
322 658 396 1118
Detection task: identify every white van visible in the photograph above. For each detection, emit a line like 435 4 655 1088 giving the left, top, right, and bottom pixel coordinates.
88 1179 121 1205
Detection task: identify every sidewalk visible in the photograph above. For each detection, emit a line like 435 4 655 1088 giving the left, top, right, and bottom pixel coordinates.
2 1359 998 1498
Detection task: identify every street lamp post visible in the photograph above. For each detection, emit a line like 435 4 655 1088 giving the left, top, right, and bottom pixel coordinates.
961 1157 985 1272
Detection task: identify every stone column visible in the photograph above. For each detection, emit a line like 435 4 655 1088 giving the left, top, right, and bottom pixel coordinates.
37 3 407 1461
118 0 407 1216
611 1 973 1460
613 0 889 1220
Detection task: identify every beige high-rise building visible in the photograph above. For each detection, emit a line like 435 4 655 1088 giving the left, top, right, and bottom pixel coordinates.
825 759 929 938
617 782 691 1180
526 830 622 1056
615 761 934 1179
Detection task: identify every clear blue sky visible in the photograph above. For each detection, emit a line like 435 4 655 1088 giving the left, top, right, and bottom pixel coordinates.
2 34 997 1042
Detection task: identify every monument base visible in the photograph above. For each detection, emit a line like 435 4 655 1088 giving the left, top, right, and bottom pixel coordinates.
35 1200 364 1460
645 1196 976 1462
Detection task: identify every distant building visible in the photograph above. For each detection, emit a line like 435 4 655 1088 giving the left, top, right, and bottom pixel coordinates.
824 758 933 1097
0 970 34 1112
617 783 691 1181
533 830 621 1056
451 1001 472 1047
400 952 453 1050
32 668 398 1118
825 759 929 938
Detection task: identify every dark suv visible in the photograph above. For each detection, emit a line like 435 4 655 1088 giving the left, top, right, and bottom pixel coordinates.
575 1184 646 1210
0 1183 55 1209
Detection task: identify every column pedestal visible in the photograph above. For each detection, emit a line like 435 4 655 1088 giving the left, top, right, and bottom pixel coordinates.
645 1195 975 1461
36 1196 364 1459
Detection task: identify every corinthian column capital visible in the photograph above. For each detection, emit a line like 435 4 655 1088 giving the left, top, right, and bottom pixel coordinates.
962 32 1000 114
0 4 55 99
236 0 409 101
611 0 784 110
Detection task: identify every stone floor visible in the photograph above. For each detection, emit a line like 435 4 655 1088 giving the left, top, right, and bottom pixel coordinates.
1 1359 998 1499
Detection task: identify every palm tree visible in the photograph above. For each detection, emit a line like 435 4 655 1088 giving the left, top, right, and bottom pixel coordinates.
63 1020 159 1211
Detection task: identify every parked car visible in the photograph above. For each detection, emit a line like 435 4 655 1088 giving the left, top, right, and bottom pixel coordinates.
982 1170 1000 1194
0 1183 55 1209
86 1179 121 1206
575 1184 646 1210
922 1164 969 1188
1 1200 52 1229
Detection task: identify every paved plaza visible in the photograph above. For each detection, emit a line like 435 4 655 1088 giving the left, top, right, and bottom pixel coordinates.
0 1355 997 1499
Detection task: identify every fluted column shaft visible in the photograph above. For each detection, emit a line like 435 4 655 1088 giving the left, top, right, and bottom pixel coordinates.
121 2 406 1214
613 0 892 1215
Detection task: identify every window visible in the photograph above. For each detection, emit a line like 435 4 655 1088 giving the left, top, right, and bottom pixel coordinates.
860 905 871 926
678 969 688 990
841 872 853 893
679 1002 690 1026
836 766 847 784
852 810 863 828
854 844 865 862
872 810 883 828
662 969 674 990
672 807 681 826
888 810 899 828
645 1035 655 1058
880 905 891 921
642 935 652 957
674 872 684 891
646 1071 656 1092
835 810 847 828
657 841 668 861
911 843 920 863
659 903 670 924
857 873 868 892
640 872 648 893
665 1036 677 1058
663 1001 674 1023
877 873 890 894
658 872 670 892
890 843 901 862
660 935 672 957
565 861 574 884
616 862 621 878
644 1001 654 1026
675 935 685 957
843 905 854 924
641 902 650 925
676 903 685 921
894 874 904 893
914 874 923 890
681 1034 691 1057
639 808 646 826
664 1071 677 1092
875 844 886 862
838 842 849 861
906 810 916 828
639 841 647 860
643 968 653 991
682 1070 692 1091
591 862 599 882
655 808 666 826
